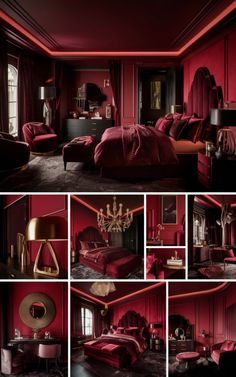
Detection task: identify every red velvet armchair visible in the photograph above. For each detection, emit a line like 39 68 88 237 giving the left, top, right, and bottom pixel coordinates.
211 340 236 376
1 348 25 375
22 122 58 153
146 255 164 279
0 132 30 170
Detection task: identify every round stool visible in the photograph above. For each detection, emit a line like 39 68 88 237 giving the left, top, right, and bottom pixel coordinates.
176 351 200 371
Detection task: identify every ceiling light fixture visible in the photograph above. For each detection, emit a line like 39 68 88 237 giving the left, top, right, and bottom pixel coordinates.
90 282 116 297
97 196 133 232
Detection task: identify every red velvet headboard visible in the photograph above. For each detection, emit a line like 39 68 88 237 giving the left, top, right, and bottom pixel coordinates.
76 226 104 250
118 310 147 328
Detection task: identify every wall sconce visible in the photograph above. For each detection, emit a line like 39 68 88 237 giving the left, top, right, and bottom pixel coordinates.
201 329 207 337
104 79 110 87
25 216 67 277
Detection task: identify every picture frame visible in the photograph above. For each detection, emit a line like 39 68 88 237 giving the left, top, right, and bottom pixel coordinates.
162 195 177 224
150 80 161 109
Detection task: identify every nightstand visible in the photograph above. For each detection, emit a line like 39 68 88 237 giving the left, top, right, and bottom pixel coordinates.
149 338 163 351
198 150 236 190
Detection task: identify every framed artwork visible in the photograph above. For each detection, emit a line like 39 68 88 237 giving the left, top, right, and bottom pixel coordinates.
150 80 161 109
162 195 177 224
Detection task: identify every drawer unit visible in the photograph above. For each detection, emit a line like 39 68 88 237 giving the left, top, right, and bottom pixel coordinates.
169 340 194 355
64 119 114 141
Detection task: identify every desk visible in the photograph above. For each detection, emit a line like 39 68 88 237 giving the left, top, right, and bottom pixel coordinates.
8 338 61 347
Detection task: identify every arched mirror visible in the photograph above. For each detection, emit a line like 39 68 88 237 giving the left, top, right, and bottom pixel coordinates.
19 293 55 332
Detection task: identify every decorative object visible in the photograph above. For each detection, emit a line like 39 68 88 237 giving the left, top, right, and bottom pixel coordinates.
97 195 133 232
162 195 177 224
19 292 55 336
90 282 116 297
149 323 162 339
106 103 112 119
25 216 67 277
39 86 56 126
150 81 161 109
17 233 24 263
156 224 164 242
104 79 110 87
201 329 207 337
100 305 109 316
170 105 182 113
20 239 30 268
210 108 236 155
216 204 235 246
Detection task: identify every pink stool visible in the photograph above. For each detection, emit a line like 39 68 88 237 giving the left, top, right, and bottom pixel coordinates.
176 351 200 370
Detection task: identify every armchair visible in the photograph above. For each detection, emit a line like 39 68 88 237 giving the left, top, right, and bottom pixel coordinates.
211 340 236 376
22 122 58 153
0 132 30 171
1 348 25 375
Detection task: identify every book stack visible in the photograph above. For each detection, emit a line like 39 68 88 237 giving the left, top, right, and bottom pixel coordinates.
166 259 183 266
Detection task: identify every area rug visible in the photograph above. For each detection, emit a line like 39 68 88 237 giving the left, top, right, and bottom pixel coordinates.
188 262 236 279
169 356 220 377
71 262 144 279
72 350 165 377
0 154 188 192
6 367 67 377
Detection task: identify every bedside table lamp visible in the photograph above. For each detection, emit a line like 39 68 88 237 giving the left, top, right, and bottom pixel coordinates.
26 216 67 277
149 323 162 339
210 108 236 155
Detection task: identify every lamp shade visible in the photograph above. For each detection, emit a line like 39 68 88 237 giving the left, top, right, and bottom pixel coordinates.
39 86 56 100
210 108 236 126
26 216 67 241
149 323 162 329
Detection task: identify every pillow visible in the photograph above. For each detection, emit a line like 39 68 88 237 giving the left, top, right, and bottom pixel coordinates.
182 117 203 143
115 327 125 334
165 113 174 120
146 255 155 274
169 119 187 140
220 340 235 351
87 241 96 249
172 112 182 120
95 242 107 248
124 327 140 337
80 241 89 250
155 117 173 134
226 249 235 257
32 124 49 136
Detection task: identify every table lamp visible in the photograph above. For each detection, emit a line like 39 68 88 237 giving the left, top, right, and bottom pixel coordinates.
210 108 236 156
25 216 67 277
149 323 162 339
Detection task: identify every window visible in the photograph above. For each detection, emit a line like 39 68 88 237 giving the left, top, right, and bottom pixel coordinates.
193 212 206 246
81 307 93 336
8 64 18 136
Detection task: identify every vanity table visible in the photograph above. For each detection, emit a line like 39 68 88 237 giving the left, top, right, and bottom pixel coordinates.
8 337 61 347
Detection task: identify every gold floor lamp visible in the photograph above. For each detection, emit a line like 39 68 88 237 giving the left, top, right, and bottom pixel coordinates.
26 216 67 277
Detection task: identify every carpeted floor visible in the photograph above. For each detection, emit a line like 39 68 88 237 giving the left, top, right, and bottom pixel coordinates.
72 350 165 377
169 356 221 377
4 367 67 377
188 262 236 279
0 154 190 192
71 262 144 279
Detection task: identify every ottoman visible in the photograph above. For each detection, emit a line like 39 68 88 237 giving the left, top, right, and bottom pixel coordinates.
63 136 96 170
176 351 200 370
106 255 141 278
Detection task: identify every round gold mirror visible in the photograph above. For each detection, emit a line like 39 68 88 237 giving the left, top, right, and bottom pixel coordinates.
19 293 55 331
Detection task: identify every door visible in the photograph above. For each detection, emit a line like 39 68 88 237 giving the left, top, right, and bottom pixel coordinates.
139 69 167 125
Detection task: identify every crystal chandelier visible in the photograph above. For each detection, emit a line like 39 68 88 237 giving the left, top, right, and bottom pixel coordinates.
97 196 133 232
90 282 116 297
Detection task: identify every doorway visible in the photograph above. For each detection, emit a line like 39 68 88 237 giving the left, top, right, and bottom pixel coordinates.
139 68 167 125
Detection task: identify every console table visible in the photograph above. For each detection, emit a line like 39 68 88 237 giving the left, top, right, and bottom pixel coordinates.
169 340 194 355
8 337 61 347
64 119 114 141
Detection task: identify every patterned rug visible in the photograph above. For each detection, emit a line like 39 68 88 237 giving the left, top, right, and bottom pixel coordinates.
0 154 187 192
188 262 236 279
71 262 144 279
169 356 221 376
72 350 165 377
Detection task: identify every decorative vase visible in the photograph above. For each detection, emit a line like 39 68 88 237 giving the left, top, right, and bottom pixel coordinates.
20 242 30 268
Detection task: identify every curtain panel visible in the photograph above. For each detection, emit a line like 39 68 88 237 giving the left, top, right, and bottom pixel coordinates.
109 60 121 126
0 32 9 133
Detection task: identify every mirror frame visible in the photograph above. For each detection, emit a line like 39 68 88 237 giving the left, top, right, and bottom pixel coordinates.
19 293 55 330
175 327 185 337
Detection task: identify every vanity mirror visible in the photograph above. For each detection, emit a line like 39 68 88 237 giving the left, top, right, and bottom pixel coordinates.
175 327 185 339
19 293 55 337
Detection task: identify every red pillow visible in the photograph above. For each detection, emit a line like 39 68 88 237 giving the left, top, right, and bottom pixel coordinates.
183 117 203 143
226 249 235 257
32 124 49 136
155 118 173 133
115 327 125 334
169 119 187 140
172 112 182 120
220 340 235 351
124 327 140 337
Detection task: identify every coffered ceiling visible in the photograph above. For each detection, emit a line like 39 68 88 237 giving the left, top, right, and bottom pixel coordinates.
1 0 236 57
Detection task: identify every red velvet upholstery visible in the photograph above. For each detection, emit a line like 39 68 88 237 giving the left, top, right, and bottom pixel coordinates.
106 254 141 279
63 136 96 170
211 340 236 365
1 348 25 375
22 122 58 153
146 255 164 279
176 352 200 362
210 247 230 263
84 343 129 368
0 132 30 170
224 256 236 269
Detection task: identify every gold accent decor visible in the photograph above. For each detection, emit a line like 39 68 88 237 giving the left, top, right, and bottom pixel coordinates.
25 216 67 277
97 196 133 232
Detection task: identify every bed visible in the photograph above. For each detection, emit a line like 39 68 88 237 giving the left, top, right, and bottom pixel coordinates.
84 311 148 368
77 228 142 278
94 66 223 179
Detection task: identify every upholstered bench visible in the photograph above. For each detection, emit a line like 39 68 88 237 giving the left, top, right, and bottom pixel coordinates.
176 351 200 370
106 255 141 278
62 136 96 170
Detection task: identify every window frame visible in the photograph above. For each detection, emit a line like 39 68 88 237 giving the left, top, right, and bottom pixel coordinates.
8 61 18 136
81 305 93 337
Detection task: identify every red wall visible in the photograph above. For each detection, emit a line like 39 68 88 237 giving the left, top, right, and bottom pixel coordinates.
110 284 166 342
146 195 185 245
8 282 68 357
169 283 236 350
148 248 186 265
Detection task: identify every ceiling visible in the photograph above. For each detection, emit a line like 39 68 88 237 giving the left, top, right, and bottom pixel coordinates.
195 195 236 208
72 194 144 213
71 282 163 305
169 282 229 298
1 0 236 57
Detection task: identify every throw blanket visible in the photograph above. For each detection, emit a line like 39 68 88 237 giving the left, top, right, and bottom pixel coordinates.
79 246 130 263
94 124 178 167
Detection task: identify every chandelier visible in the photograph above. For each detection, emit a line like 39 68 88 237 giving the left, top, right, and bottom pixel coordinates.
97 196 133 232
90 282 116 297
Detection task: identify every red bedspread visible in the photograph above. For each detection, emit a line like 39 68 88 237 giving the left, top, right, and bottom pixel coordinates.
94 124 178 167
80 246 130 264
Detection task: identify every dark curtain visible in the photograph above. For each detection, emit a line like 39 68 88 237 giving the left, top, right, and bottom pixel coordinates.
18 53 36 140
0 31 9 132
52 60 64 134
0 284 8 348
109 60 121 126
71 295 82 337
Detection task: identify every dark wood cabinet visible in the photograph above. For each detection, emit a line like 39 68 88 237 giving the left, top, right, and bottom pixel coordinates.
198 150 236 190
150 338 164 352
64 119 114 141
169 340 194 355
